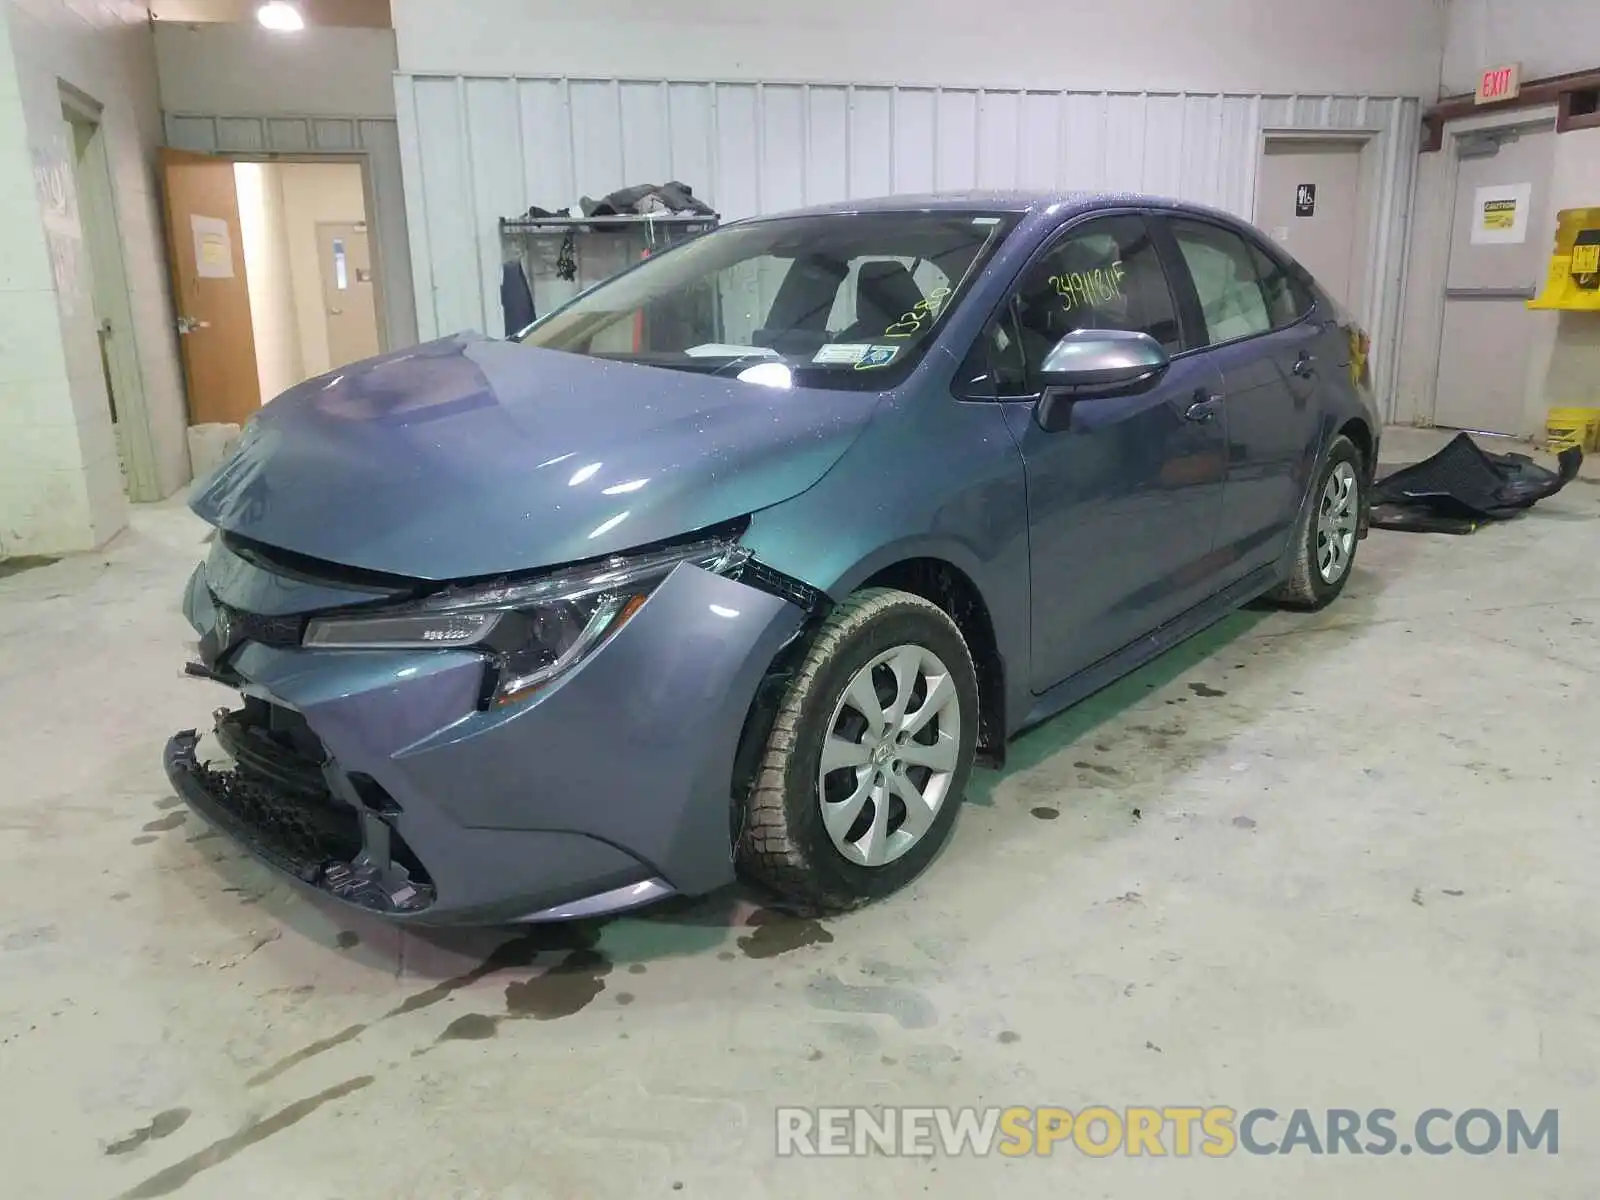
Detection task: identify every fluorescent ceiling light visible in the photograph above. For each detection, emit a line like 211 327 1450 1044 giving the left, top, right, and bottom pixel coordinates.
257 3 304 31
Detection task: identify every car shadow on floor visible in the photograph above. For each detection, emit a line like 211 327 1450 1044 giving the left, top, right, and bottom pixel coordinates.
965 607 1271 809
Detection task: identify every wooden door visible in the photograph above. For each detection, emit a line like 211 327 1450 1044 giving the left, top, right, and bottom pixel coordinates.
159 148 261 427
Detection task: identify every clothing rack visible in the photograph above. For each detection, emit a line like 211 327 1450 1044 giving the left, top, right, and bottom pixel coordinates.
499 212 719 236
497 211 721 335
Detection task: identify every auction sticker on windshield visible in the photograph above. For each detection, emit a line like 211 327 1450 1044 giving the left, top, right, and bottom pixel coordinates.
813 343 894 365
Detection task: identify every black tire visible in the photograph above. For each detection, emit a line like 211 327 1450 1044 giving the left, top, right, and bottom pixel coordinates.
736 587 980 913
1266 433 1365 610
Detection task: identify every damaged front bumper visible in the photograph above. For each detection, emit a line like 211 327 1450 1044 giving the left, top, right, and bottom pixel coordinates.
165 545 807 925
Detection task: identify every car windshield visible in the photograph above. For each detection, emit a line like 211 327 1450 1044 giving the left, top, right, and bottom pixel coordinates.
514 210 1018 389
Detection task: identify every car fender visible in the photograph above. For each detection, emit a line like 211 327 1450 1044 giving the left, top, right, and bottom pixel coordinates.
741 394 1032 739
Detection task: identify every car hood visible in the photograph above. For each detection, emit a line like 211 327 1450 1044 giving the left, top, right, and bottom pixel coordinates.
190 334 878 580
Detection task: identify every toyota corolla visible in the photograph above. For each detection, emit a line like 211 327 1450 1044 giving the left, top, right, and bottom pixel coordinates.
166 191 1378 924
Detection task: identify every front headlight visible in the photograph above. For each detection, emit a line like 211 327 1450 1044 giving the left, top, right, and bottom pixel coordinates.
303 534 748 704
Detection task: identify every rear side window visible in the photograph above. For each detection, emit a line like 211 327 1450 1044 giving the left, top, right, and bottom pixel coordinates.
1169 220 1273 345
1250 242 1314 329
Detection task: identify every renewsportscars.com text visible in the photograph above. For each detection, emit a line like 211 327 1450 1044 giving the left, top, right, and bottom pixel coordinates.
776 1106 1559 1158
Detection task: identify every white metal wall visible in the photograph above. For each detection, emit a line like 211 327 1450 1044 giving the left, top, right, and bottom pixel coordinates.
396 74 1420 416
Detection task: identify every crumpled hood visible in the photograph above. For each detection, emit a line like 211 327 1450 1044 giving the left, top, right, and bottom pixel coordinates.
190 334 878 580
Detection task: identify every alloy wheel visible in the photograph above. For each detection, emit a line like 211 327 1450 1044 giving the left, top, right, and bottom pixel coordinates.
817 643 962 868
1316 460 1359 584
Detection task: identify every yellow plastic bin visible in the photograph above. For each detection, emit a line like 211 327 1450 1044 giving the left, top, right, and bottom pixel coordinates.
1546 407 1600 453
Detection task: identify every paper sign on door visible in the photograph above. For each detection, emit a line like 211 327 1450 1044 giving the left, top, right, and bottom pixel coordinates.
191 214 234 279
1471 183 1532 245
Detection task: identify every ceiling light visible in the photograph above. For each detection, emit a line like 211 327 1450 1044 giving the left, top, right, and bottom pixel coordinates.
257 3 304 32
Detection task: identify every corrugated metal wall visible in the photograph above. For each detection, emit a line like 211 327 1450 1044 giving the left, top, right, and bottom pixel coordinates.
395 75 1420 415
164 113 419 353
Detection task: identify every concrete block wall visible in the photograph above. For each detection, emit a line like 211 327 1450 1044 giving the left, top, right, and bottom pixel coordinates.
1 0 187 558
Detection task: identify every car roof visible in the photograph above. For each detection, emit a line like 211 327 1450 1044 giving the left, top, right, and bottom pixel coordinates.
746 190 1245 226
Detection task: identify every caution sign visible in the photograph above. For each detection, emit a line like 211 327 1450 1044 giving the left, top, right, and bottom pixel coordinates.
1482 199 1518 231
1472 183 1532 245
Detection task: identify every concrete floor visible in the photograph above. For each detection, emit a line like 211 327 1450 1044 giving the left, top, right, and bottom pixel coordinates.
2 427 1596 1198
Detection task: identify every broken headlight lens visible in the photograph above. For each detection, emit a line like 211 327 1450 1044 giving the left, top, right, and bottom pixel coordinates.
303 535 749 704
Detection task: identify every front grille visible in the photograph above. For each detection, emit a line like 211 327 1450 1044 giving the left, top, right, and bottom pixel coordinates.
188 743 364 880
213 599 304 649
167 702 434 914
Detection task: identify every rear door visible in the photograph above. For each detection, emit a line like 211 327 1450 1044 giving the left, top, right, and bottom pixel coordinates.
1159 216 1324 580
964 213 1227 692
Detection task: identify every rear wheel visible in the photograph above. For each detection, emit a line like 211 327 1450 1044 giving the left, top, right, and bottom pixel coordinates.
1267 433 1364 610
736 588 979 913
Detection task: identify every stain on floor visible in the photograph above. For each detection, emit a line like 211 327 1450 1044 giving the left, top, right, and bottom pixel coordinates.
247 1023 367 1087
805 972 938 1030
503 948 612 1019
0 555 58 581
385 923 601 1020
105 1108 191 1156
1188 682 1226 698
115 1077 373 1199
1073 761 1123 778
437 1012 501 1042
737 908 835 959
142 813 186 833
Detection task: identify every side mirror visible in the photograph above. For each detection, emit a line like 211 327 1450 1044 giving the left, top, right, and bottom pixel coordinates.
1034 329 1170 432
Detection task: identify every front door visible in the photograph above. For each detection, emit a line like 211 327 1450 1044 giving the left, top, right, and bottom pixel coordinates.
1434 123 1556 434
316 221 382 369
159 148 261 427
981 213 1227 692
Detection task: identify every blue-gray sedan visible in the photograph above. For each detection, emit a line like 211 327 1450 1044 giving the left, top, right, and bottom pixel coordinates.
166 191 1380 924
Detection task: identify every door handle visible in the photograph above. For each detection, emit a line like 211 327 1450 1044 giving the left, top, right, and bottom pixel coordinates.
1293 352 1317 378
176 316 211 335
1185 394 1221 423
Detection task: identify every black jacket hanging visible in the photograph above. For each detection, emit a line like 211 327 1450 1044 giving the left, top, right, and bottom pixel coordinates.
500 259 536 336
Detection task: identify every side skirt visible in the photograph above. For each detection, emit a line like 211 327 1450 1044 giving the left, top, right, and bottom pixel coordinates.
1017 562 1281 734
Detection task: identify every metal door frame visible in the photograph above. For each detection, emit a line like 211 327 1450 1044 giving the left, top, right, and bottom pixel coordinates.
1419 106 1558 428
210 151 392 358
1254 129 1380 309
1253 128 1388 411
60 84 161 502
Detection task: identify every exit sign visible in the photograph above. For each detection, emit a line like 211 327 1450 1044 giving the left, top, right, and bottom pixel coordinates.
1476 63 1522 105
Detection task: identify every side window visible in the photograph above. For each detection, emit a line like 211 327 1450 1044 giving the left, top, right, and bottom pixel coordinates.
955 311 1028 400
1250 242 1313 329
1170 220 1272 345
1000 215 1180 394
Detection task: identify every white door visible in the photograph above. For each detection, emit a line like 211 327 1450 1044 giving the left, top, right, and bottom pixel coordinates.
1255 139 1366 311
316 222 381 369
1433 124 1556 434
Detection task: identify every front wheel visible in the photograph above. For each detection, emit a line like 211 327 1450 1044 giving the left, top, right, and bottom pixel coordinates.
736 587 979 913
1267 433 1365 610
